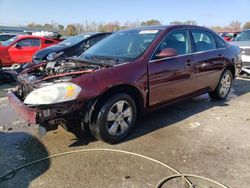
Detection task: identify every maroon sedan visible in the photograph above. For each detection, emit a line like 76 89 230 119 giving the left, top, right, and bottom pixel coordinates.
8 25 242 143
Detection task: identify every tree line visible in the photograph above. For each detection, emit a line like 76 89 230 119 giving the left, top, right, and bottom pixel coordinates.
26 19 250 36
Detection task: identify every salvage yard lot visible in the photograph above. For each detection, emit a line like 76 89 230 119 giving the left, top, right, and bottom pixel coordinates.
0 78 250 188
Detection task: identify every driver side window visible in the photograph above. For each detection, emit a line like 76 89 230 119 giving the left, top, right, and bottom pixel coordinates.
152 29 191 59
16 38 41 47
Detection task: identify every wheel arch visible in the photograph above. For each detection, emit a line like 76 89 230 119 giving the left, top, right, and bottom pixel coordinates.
225 63 236 79
94 84 145 116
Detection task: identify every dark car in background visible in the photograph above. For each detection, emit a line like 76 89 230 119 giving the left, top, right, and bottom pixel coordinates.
0 33 18 43
32 32 112 63
8 25 241 144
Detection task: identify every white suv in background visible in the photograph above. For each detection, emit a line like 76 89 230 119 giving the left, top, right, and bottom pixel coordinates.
231 29 250 76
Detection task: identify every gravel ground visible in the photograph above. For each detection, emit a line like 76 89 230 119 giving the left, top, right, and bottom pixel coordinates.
0 78 250 188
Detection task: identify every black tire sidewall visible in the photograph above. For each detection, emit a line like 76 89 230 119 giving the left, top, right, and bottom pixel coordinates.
92 93 137 144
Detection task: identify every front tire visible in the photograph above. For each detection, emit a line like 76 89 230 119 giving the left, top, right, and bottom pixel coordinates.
90 93 137 144
209 69 233 100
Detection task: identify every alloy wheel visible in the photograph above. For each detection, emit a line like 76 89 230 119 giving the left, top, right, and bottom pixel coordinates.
219 72 232 98
106 100 133 136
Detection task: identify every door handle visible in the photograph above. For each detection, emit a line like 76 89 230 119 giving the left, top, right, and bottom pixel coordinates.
185 59 192 67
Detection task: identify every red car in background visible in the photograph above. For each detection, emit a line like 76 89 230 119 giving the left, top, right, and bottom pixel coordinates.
219 32 239 41
0 35 59 67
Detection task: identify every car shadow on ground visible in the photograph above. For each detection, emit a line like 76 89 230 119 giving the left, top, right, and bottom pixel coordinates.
124 78 250 143
0 83 16 98
0 132 49 188
69 133 97 147
68 78 250 146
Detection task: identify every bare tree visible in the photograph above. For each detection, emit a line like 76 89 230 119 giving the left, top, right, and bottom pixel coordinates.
65 24 77 36
228 21 241 31
141 19 161 26
243 22 250 29
170 20 197 25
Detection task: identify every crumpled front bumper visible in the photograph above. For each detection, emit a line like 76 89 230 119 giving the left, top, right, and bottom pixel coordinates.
8 87 86 126
8 89 40 124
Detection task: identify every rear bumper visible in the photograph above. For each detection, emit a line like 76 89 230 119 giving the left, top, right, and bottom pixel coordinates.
8 89 39 124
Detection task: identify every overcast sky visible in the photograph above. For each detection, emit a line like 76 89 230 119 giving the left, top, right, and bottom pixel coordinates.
0 0 250 26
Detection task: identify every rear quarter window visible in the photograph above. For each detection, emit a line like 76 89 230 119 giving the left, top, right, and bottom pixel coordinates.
215 36 227 48
45 39 55 44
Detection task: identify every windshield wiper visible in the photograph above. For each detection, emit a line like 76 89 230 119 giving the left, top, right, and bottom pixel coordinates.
69 56 116 67
89 55 132 64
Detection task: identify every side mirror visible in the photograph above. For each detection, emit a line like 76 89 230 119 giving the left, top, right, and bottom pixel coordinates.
155 48 177 59
15 43 22 49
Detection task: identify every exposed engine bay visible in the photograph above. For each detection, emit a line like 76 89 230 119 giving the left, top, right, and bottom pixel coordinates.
16 58 113 100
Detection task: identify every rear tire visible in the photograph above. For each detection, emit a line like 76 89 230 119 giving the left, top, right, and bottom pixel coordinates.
209 69 233 100
90 93 137 144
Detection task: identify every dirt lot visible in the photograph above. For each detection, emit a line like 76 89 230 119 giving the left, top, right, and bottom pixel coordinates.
0 78 250 188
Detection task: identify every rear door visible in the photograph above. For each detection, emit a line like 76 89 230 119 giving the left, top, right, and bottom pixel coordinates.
148 29 196 106
190 29 226 91
8 38 41 63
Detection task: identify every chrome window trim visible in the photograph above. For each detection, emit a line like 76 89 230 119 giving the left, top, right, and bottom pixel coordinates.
149 28 227 63
149 47 227 63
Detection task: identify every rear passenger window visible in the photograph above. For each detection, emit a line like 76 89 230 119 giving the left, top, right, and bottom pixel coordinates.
215 36 227 48
153 29 191 59
191 30 217 52
45 39 55 44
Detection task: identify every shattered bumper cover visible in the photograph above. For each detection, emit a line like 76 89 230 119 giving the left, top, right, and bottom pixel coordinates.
8 87 86 125
8 89 39 124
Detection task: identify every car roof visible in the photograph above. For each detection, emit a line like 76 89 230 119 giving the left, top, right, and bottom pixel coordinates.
61 32 112 40
123 25 210 32
15 35 56 40
77 32 112 36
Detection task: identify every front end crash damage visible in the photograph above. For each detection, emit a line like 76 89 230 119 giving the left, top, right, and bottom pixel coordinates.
8 87 86 130
8 57 113 134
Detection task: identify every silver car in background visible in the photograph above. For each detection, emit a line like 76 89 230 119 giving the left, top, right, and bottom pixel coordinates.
231 29 250 76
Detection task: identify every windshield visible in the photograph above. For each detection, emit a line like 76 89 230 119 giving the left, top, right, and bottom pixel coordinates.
233 30 250 41
59 34 92 46
1 36 18 46
81 29 160 62
0 35 14 42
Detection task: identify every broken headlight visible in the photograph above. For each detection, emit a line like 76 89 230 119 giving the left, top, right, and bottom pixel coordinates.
24 82 81 105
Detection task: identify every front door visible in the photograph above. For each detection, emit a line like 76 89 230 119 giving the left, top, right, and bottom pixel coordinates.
8 38 41 63
148 29 195 107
